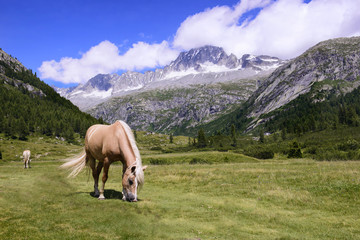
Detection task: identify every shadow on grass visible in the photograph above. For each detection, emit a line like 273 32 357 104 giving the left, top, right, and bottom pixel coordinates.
89 189 123 199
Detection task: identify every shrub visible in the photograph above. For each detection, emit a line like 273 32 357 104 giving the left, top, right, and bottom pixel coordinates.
161 149 174 153
149 158 170 165
287 141 303 158
150 146 163 151
338 139 359 151
189 158 211 164
244 146 274 159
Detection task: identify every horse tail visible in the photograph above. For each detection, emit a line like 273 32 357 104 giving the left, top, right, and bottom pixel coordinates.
60 150 87 177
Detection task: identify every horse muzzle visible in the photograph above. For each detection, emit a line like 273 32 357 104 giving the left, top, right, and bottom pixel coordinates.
123 191 137 202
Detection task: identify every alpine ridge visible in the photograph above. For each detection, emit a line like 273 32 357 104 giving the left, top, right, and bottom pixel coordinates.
55 46 284 111
247 36 360 128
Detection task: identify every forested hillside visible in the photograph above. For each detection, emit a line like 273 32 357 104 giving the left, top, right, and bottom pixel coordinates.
202 37 360 136
262 81 360 135
0 49 102 142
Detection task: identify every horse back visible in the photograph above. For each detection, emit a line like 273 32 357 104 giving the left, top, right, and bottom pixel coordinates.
23 150 30 160
85 123 125 161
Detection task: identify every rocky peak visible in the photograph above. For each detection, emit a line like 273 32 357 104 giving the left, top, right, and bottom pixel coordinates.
168 45 240 71
85 74 113 91
0 48 27 73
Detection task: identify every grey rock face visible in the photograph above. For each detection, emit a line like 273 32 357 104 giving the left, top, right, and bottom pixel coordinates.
248 36 360 124
88 79 260 134
0 48 27 73
0 49 45 97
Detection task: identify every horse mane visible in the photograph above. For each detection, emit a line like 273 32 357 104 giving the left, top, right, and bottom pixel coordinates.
118 120 145 189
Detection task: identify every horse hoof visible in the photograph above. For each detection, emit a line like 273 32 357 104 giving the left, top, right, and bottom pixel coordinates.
98 196 105 200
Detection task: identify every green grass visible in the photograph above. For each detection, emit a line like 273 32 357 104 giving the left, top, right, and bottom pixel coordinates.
1 157 360 239
0 134 82 162
142 151 258 164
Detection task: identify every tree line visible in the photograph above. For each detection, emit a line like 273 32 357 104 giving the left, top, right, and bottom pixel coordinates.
0 60 102 142
262 86 360 135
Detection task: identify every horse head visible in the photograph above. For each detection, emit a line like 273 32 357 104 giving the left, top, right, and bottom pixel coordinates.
122 163 147 202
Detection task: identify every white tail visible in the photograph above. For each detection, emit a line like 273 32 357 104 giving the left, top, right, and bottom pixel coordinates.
60 151 86 177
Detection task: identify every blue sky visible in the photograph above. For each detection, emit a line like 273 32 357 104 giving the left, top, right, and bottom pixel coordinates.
1 0 360 87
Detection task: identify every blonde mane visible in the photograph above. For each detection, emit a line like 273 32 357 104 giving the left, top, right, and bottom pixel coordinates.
118 120 144 189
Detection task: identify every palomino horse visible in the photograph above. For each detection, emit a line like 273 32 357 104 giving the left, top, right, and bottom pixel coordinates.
61 120 147 202
23 150 31 168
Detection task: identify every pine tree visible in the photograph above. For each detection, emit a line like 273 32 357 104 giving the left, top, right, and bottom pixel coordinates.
281 128 286 141
64 126 75 143
197 128 207 148
18 117 29 140
259 130 265 143
169 133 173 143
231 124 237 147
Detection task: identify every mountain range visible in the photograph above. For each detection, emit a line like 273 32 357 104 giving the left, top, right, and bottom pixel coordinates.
48 36 360 136
55 46 284 134
55 46 284 111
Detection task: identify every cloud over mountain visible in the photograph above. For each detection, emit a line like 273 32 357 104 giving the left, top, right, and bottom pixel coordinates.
39 41 178 84
39 0 360 84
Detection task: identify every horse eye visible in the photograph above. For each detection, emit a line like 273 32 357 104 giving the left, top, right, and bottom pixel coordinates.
129 179 134 185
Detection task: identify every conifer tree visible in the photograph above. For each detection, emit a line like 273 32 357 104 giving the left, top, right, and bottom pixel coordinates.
197 128 207 148
18 116 29 140
259 130 265 143
231 124 237 147
169 133 173 143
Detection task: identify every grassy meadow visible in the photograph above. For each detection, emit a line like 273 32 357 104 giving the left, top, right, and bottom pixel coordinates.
1 133 360 239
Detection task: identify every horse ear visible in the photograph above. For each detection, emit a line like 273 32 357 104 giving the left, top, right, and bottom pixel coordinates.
131 166 136 174
142 165 148 171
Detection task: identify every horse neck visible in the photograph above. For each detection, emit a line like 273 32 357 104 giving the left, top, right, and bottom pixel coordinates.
122 154 137 169
118 133 137 169
117 121 139 169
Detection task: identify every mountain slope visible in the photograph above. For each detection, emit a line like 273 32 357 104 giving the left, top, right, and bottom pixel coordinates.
0 48 101 141
207 36 360 134
87 79 260 135
249 36 360 121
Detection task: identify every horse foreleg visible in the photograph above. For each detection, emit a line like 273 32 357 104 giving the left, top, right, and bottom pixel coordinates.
99 158 110 200
94 161 103 198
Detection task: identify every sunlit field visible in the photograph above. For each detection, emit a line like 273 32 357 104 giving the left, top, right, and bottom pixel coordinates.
1 155 360 239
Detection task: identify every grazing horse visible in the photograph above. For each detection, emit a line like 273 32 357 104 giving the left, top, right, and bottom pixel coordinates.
61 120 147 202
23 150 31 168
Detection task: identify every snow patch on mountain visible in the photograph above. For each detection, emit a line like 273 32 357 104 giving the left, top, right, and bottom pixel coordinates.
82 88 113 98
55 45 285 110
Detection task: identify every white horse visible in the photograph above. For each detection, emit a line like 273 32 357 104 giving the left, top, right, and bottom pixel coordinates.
23 150 31 168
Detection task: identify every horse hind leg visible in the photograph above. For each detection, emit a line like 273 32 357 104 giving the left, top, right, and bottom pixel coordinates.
88 154 101 197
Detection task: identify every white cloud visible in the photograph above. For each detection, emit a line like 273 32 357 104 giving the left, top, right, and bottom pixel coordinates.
173 0 360 59
40 0 360 84
39 40 179 84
